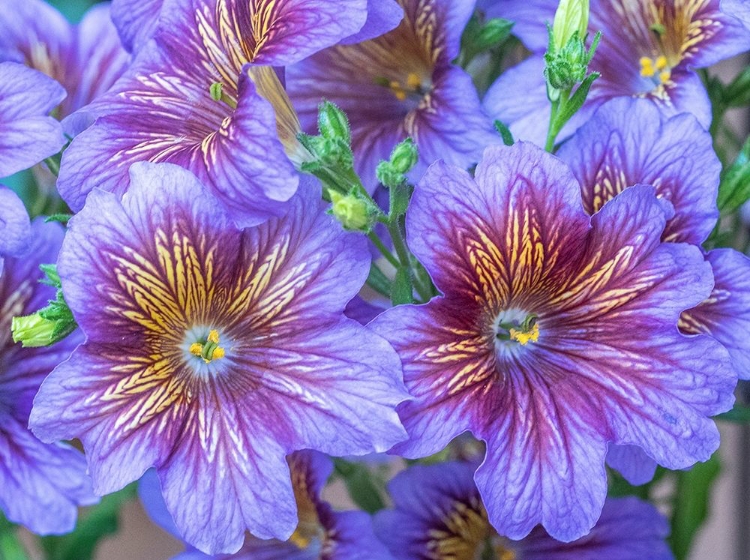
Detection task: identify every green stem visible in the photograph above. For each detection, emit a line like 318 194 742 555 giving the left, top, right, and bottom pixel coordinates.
368 232 400 269
386 219 432 302
544 88 571 153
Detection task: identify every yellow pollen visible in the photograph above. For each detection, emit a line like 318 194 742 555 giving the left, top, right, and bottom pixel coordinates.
509 323 540 346
212 347 225 360
406 72 422 90
639 57 655 78
189 343 203 356
640 56 671 84
207 329 220 344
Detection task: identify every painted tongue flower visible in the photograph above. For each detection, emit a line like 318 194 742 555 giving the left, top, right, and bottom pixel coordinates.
29 163 407 554
111 0 403 53
0 0 129 132
57 0 378 226
372 142 735 541
140 451 393 560
557 97 750 382
483 0 750 145
286 0 500 190
0 62 66 178
0 219 96 534
374 461 674 560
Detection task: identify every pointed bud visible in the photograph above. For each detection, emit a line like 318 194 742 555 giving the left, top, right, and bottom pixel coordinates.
389 138 418 175
318 101 351 144
551 0 589 53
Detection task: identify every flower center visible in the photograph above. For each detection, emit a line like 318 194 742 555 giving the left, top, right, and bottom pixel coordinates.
494 310 539 347
188 329 226 364
376 72 431 102
475 536 517 560
639 55 671 85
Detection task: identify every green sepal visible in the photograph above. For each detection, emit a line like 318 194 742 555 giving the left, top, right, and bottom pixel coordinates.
45 213 74 225
494 120 515 146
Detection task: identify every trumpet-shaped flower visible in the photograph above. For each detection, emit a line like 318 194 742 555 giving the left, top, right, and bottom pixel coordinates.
484 0 750 145
0 219 95 534
57 0 377 226
558 98 750 381
372 142 735 541
287 0 500 189
0 62 65 178
30 163 406 554
140 451 393 560
375 461 674 560
0 0 129 133
111 0 403 53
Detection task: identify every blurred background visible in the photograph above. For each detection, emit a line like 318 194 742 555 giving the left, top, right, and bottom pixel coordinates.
9 1 750 558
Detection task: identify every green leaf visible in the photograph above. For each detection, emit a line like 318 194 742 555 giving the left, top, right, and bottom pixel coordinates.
41 484 137 560
333 459 386 513
391 267 414 305
0 515 29 560
367 263 392 297
45 214 74 225
716 137 750 215
725 65 750 108
668 453 721 560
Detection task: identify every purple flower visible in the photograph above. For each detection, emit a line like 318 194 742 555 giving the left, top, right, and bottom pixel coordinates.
483 0 750 145
0 0 129 132
372 142 735 541
722 0 750 31
0 219 95 534
557 98 750 382
287 0 500 190
0 187 31 265
58 0 375 226
30 163 407 554
375 461 674 560
141 451 394 560
0 62 65 178
112 0 403 53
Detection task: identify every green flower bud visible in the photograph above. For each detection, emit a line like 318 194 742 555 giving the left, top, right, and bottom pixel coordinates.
329 190 373 231
318 101 351 144
12 314 58 348
551 0 589 53
389 138 418 175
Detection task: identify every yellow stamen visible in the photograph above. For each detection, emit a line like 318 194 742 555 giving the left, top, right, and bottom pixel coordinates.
189 330 226 364
655 55 668 70
509 323 540 346
659 69 671 84
639 57 655 78
406 72 422 90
